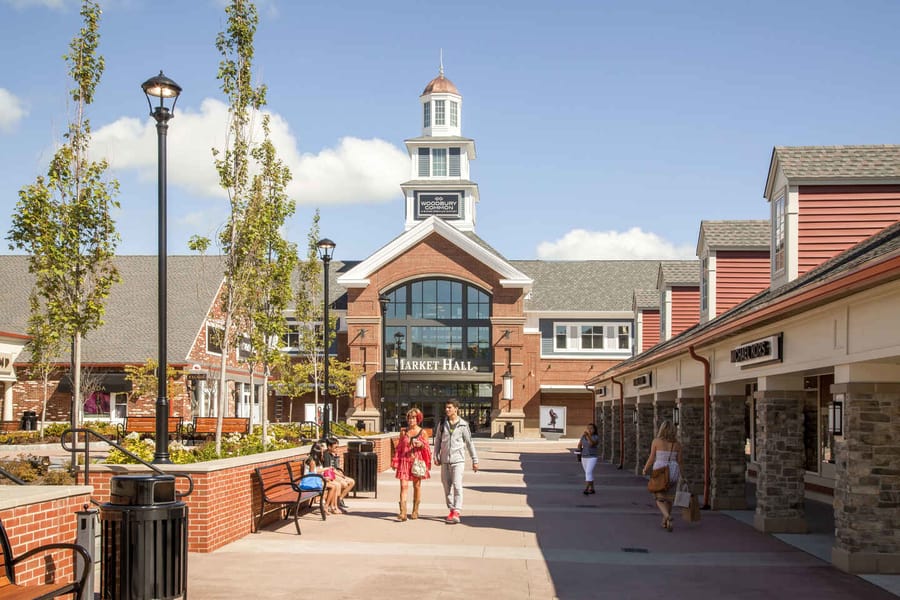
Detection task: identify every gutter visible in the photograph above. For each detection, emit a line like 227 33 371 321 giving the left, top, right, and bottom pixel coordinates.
688 345 711 509
610 375 624 469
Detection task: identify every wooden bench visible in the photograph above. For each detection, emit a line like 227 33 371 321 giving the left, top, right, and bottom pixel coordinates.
186 416 250 442
119 416 183 442
253 461 326 534
1 517 92 599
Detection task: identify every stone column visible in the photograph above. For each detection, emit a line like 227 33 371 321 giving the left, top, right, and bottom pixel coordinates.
635 401 654 475
831 381 900 574
654 398 675 431
753 389 806 533
678 397 705 496
599 401 612 462
610 401 622 468
623 401 637 472
711 394 747 509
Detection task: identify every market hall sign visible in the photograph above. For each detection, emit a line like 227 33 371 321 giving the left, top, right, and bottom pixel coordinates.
731 334 782 367
400 359 476 372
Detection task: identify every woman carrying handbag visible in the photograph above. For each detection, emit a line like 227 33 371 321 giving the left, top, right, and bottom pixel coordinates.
577 423 600 495
641 420 683 531
391 407 431 521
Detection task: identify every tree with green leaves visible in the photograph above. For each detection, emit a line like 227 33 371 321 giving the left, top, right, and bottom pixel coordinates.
7 0 120 430
25 292 63 439
273 211 357 430
239 116 298 446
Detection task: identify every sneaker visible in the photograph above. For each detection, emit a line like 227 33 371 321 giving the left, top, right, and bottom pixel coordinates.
451 510 461 524
339 499 349 510
445 511 456 523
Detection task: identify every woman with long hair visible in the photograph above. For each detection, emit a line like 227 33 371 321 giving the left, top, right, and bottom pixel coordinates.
577 423 600 495
305 442 341 514
391 407 431 521
642 420 683 531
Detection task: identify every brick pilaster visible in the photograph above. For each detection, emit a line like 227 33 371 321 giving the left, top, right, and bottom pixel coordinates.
753 390 806 533
831 382 900 574
711 394 747 509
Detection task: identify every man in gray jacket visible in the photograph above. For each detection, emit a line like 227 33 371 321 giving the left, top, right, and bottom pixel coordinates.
432 399 479 523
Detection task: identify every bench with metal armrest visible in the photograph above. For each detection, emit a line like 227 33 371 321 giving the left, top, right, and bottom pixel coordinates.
253 461 326 534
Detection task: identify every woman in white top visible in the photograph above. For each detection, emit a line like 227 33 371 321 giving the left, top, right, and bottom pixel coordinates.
642 420 683 532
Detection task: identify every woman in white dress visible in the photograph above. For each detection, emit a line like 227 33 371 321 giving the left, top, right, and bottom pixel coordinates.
641 420 683 531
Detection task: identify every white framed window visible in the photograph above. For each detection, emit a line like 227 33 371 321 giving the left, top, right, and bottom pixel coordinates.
774 194 785 272
435 100 445 125
553 322 631 352
450 101 458 126
432 148 447 176
418 148 429 177
700 255 709 315
449 148 461 176
423 102 431 128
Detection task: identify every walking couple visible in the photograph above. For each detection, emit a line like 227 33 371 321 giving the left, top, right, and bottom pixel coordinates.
392 399 478 524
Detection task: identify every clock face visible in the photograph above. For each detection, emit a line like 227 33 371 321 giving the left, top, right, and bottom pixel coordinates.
415 192 464 220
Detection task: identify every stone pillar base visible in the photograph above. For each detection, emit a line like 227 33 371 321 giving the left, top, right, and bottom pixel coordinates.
344 407 381 433
753 514 807 534
832 547 900 574
712 497 747 510
491 409 525 439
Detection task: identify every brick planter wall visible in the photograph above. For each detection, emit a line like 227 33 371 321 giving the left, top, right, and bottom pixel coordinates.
76 434 397 553
0 487 93 587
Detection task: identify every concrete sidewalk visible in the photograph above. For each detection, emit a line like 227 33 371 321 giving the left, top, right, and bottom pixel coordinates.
187 439 899 600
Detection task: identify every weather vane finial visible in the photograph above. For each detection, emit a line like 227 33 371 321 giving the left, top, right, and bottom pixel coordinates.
440 48 444 77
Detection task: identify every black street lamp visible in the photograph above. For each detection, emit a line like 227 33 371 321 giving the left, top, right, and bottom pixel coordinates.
142 71 182 464
378 294 390 433
394 331 404 431
317 238 336 440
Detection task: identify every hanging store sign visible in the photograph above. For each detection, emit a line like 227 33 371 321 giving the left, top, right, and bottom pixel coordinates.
0 353 13 377
399 358 477 372
595 386 607 397
414 191 463 219
730 333 782 367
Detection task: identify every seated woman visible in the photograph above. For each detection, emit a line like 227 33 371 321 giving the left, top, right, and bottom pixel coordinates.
305 443 340 514
325 438 355 512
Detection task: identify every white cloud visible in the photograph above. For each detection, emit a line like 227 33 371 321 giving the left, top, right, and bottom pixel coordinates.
536 227 696 260
0 88 28 132
92 97 407 204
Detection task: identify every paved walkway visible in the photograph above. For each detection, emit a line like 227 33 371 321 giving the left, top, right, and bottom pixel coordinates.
187 439 899 600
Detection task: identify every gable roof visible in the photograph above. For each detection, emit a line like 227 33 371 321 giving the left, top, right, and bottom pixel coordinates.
658 261 700 288
0 255 225 364
764 145 900 198
633 289 660 310
697 220 770 254
338 216 532 290
513 260 660 312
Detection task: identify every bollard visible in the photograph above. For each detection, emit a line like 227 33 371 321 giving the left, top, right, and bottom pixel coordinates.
76 505 98 600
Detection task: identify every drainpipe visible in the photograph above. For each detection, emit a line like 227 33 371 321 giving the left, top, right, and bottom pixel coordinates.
610 375 624 469
688 345 711 509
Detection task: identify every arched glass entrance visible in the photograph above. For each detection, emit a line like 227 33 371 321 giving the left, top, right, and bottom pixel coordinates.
381 278 494 432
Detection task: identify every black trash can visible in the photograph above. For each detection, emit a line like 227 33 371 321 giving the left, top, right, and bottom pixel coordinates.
345 441 377 497
101 474 188 600
21 410 37 431
504 422 515 439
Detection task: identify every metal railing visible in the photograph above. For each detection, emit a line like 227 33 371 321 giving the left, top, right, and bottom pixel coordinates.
0 465 26 485
60 428 194 502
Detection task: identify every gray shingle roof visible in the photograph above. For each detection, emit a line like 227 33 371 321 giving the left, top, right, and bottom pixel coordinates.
774 145 900 180
0 255 225 364
659 261 700 286
699 220 770 249
512 261 661 312
633 289 660 310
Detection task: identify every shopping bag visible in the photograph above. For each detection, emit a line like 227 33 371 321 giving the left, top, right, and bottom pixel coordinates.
673 480 691 508
682 494 701 522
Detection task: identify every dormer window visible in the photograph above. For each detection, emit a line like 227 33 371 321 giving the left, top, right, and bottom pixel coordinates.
423 102 431 128
774 194 785 272
450 101 458 126
435 100 446 125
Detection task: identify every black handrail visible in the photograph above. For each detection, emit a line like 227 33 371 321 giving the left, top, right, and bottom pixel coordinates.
0 466 26 485
61 428 194 499
329 421 365 439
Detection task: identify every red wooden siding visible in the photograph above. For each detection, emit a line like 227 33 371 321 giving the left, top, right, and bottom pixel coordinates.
671 286 700 337
641 309 660 351
798 185 900 276
715 251 770 316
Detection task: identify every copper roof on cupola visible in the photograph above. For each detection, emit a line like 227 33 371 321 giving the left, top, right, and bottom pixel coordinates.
421 74 460 96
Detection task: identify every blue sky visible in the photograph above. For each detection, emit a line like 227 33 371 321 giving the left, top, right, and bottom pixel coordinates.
2 0 899 262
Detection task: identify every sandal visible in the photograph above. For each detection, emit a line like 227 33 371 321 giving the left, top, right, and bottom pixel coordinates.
665 517 673 532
